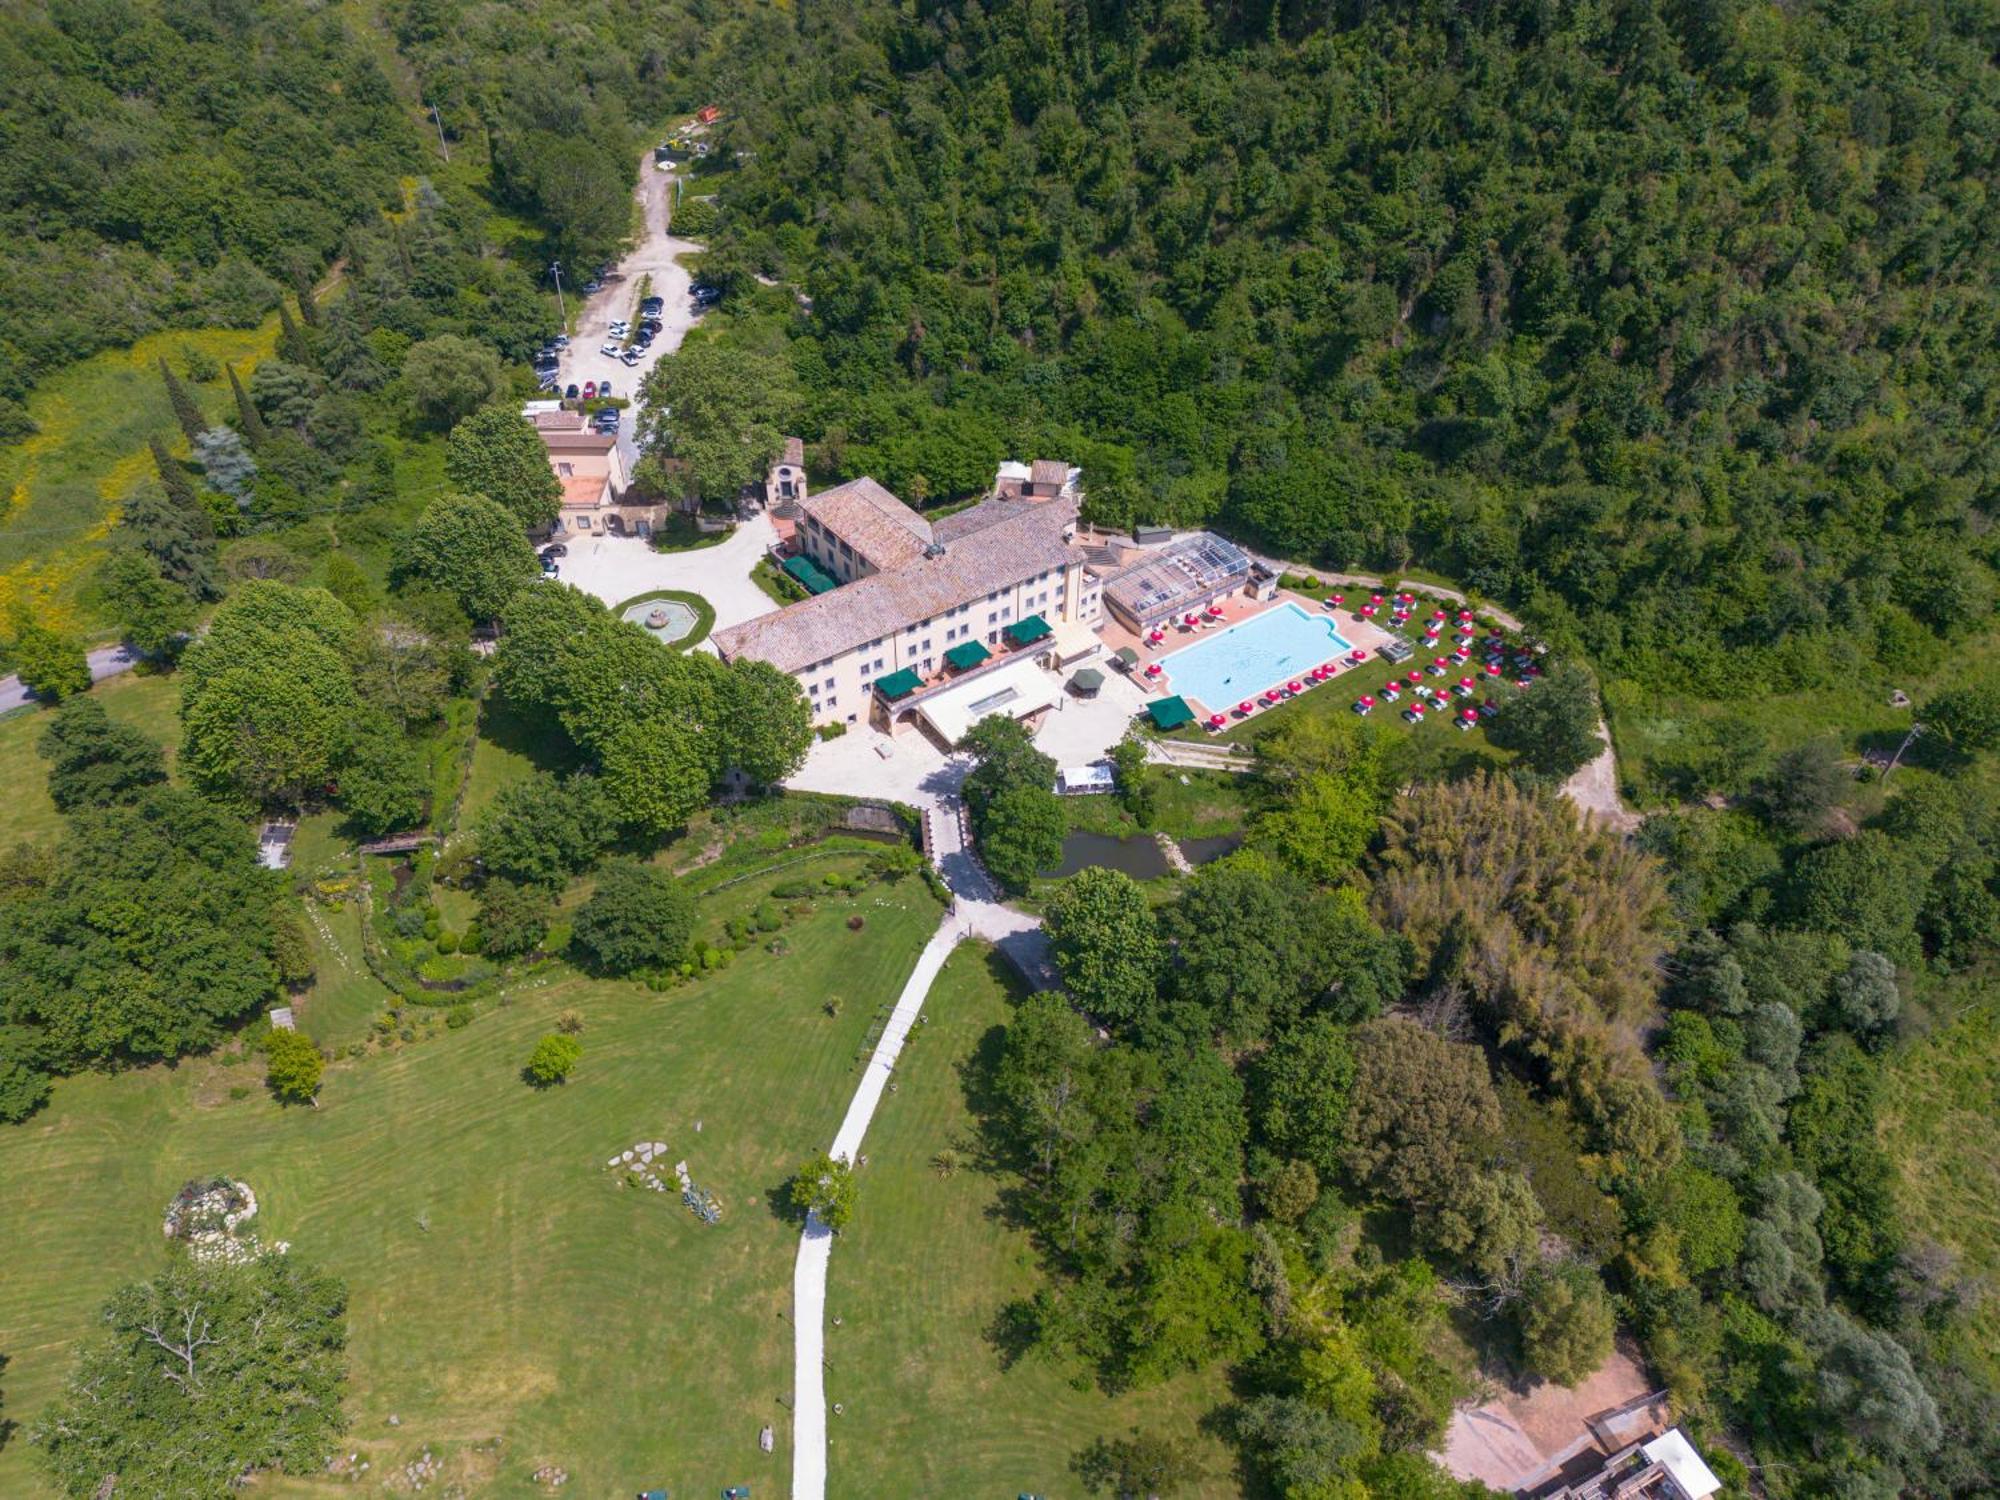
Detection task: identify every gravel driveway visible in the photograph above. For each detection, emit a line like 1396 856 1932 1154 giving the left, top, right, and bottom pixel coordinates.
553 153 708 413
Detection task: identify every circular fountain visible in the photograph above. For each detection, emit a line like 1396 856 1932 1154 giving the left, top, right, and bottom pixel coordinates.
620 596 701 645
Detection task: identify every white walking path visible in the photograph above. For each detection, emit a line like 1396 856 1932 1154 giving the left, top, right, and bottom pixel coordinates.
789 793 1042 1500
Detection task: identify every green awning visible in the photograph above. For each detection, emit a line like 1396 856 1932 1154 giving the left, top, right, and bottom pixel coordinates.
1070 667 1105 694
944 639 991 671
1146 694 1195 730
1003 613 1051 645
874 668 922 701
783 554 837 595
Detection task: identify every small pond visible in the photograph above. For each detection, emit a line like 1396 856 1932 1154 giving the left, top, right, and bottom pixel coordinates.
1045 830 1242 880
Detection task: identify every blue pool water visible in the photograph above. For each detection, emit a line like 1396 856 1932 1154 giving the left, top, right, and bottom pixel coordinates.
1158 603 1353 709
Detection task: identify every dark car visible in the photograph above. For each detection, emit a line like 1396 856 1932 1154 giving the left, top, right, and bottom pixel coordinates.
540 543 568 559
565 384 580 400
639 295 664 312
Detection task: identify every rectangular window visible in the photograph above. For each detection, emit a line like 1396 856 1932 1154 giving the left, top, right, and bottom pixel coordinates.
558 462 574 477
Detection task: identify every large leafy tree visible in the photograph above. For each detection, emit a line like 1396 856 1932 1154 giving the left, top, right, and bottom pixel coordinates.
182 661 354 807
401 335 504 428
715 658 813 785
0 785 291 1078
33 1256 349 1498
444 406 562 528
570 861 694 975
36 696 166 811
1485 661 1602 780
8 619 91 701
635 341 800 503
96 547 196 655
476 773 612 891
1043 867 1161 1027
396 491 539 624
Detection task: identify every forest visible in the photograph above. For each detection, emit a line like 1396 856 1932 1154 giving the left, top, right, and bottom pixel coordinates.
701 0 2000 695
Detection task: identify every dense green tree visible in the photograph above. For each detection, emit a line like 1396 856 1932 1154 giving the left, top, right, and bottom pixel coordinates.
476 773 611 890
33 1256 348 1498
1044 867 1161 1027
1343 1017 1502 1216
182 662 353 807
402 336 504 428
1922 680 2000 759
335 722 428 837
1760 740 1848 834
568 861 694 976
119 482 221 600
475 880 549 960
36 697 166 812
1517 1262 1615 1388
96 547 195 655
249 360 320 435
1074 1428 1208 1498
1787 832 1923 964
1161 860 1315 1034
181 581 356 695
1252 1017 1356 1179
0 786 289 1072
1808 1308 1941 1459
977 781 1067 893
597 714 710 836
397 491 538 623
494 584 614 718
524 1032 581 1085
791 1151 857 1231
1485 661 1602 781
8 619 91 701
264 1028 324 1104
715 659 813 785
444 406 562 528
1826 951 1901 1038
635 341 800 503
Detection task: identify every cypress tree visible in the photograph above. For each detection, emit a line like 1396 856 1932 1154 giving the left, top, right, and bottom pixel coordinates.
158 358 207 446
289 262 323 327
148 435 206 519
226 364 268 446
277 301 313 366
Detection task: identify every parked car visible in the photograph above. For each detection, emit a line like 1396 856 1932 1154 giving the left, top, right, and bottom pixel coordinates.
565 384 580 400
540 554 560 575
597 379 613 397
582 381 596 399
639 297 664 316
539 544 568 559
620 351 641 367
582 279 604 293
552 334 570 348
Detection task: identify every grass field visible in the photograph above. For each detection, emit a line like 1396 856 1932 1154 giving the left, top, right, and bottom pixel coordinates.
1881 995 2000 1381
0 873 945 1499
0 672 184 846
824 945 1241 1498
0 323 279 637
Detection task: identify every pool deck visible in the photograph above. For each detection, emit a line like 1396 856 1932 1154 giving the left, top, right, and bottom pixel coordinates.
1110 589 1403 719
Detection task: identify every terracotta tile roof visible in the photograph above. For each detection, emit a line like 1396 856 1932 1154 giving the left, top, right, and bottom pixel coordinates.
1030 458 1069 488
559 474 607 509
715 494 1080 674
534 410 587 431
781 436 805 467
797 476 932 570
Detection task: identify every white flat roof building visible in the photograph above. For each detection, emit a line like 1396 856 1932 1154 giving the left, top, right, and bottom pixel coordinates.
1640 1430 1722 1500
913 656 1060 746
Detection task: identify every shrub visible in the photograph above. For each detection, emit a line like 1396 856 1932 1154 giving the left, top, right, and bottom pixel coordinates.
524 1033 581 1086
263 1029 324 1104
445 1004 472 1030
435 930 460 954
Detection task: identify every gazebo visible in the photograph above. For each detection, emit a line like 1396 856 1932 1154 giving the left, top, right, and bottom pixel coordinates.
1146 695 1195 731
1069 666 1105 697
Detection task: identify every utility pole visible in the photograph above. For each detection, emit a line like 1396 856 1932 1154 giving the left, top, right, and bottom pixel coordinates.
428 102 449 162
549 260 568 329
1881 721 1925 782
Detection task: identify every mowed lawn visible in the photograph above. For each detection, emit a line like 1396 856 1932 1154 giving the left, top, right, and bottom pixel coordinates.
0 889 944 1499
824 946 1241 1499
0 671 183 847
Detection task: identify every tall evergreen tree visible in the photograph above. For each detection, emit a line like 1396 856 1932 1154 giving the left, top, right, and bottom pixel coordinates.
158 358 207 446
289 263 323 327
226 364 268 446
148 436 203 517
277 301 314 367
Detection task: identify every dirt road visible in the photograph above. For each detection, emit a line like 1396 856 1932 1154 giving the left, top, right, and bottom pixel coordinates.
554 153 707 412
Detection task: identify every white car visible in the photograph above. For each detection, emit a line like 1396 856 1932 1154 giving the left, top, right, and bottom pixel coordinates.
598 344 621 357
620 350 642 366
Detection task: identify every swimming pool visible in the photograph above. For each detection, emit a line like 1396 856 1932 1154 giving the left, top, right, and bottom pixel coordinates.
1157 603 1353 710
